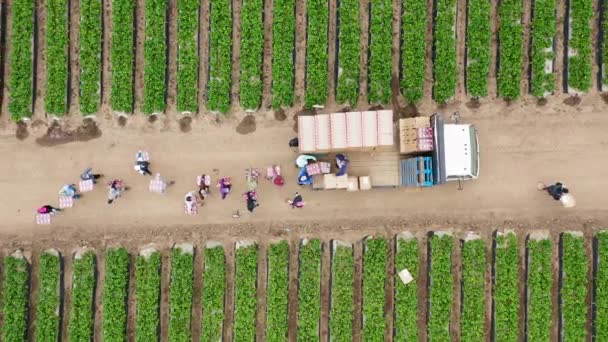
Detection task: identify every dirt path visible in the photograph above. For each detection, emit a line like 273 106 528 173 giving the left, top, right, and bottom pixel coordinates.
521 0 533 97
294 0 307 106
231 0 242 111
261 0 274 109
417 232 429 342
517 232 527 342
159 249 170 342
591 0 600 93
69 0 80 116
384 234 395 342
391 0 403 108
33 0 46 120
483 231 493 340
0 0 11 127
488 0 499 99
134 0 145 114
198 0 209 113
126 252 137 341
555 0 566 95
26 252 38 341
357 0 370 107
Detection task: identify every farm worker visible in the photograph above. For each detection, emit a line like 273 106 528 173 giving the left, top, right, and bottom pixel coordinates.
134 151 152 176
198 174 211 200
246 169 258 192
217 177 232 200
296 154 317 168
538 182 575 208
107 180 126 204
185 192 198 212
289 192 304 209
37 205 61 214
297 167 312 186
244 191 259 212
80 168 103 183
59 184 80 199
336 154 349 176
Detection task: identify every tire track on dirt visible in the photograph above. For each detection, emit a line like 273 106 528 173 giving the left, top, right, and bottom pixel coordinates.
294 0 307 106
521 0 533 97
255 242 268 341
69 0 80 116
358 0 370 106
261 0 273 109
231 0 242 111
134 0 144 114
198 0 209 113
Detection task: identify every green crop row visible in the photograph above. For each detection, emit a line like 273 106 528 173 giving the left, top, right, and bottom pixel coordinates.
240 0 264 110
8 0 34 120
394 238 419 341
80 0 102 115
111 0 135 113
176 0 200 112
400 0 426 103
494 233 519 342
363 238 387 340
271 0 296 109
142 0 167 114
567 0 593 92
526 239 552 341
68 251 96 341
208 0 232 113
135 251 161 342
465 0 491 98
529 0 556 98
45 0 68 115
103 248 130 342
201 246 226 341
427 234 453 341
368 0 392 104
34 252 61 342
433 0 457 103
2 255 29 341
297 239 322 341
497 0 523 99
330 244 353 341
169 247 194 341
461 239 485 342
336 0 360 106
561 233 588 341
596 232 608 340
234 244 258 341
266 241 289 341
305 0 329 107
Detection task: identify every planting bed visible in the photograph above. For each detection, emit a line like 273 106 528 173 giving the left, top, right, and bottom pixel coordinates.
111 0 135 113
79 0 102 115
0 230 603 339
8 0 34 120
565 0 593 93
465 0 491 98
433 0 457 102
401 0 427 103
305 0 329 108
142 0 167 114
207 0 232 113
336 0 361 106
529 0 556 98
176 0 200 113
270 0 296 108
239 0 264 110
497 0 523 99
45 0 69 115
368 0 392 104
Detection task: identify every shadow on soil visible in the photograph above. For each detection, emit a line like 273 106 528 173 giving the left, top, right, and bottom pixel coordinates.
35 118 102 146
236 115 256 135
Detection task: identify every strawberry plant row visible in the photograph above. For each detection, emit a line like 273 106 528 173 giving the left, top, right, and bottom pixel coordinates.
529 0 556 98
271 0 296 108
427 234 453 341
68 251 96 341
103 248 130 342
240 0 264 110
111 0 135 113
336 0 360 106
142 0 167 114
560 233 588 341
465 0 491 98
493 233 519 342
526 238 552 341
176 0 200 113
266 241 290 341
80 0 102 115
2 254 29 341
305 0 329 108
497 0 523 100
45 0 69 115
363 238 388 340
566 0 593 92
34 251 61 342
200 245 226 341
169 246 194 341
433 0 457 103
401 0 427 103
595 232 608 340
8 0 34 120
208 0 232 113
135 250 161 342
394 237 419 341
368 0 392 104
329 242 353 341
460 238 485 342
297 239 322 341
234 243 258 341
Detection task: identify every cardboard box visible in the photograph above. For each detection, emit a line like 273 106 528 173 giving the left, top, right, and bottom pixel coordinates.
347 176 359 191
336 174 349 189
359 176 372 190
312 175 324 190
323 174 337 190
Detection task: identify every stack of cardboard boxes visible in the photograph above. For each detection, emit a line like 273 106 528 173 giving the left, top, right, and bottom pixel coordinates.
399 117 433 154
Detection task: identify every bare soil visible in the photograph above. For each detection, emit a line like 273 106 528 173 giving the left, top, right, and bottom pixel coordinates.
327 0 337 106
357 0 370 106
294 0 307 106
231 0 242 111
69 0 80 116
261 0 274 108
197 0 210 113
178 115 192 132
554 0 566 95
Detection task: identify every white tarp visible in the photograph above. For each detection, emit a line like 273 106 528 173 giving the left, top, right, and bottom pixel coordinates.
377 110 394 146
330 113 347 149
361 111 377 147
346 111 362 148
298 116 315 152
315 114 331 151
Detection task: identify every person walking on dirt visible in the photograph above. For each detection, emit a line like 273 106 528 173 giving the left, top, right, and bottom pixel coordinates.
37 205 61 214
80 168 103 183
198 174 211 200
288 192 304 209
107 180 127 204
539 182 568 200
218 177 232 200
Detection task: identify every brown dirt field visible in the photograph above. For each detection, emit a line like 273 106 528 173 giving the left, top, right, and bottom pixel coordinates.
134 0 145 114
327 0 337 106
294 0 307 106
521 0 533 97
167 0 177 114
555 0 566 95
357 0 370 107
231 0 242 111
34 0 46 120
261 0 273 109
197 0 210 113
488 0 499 99
101 0 112 115
69 0 80 116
